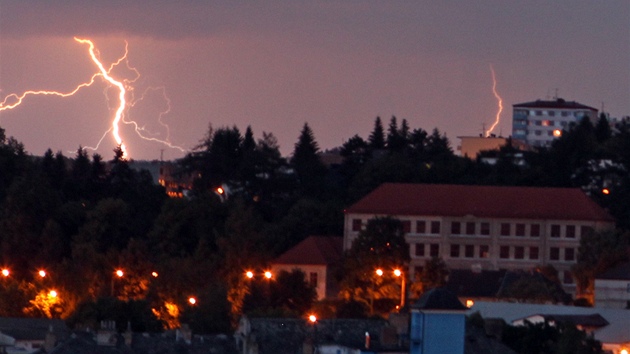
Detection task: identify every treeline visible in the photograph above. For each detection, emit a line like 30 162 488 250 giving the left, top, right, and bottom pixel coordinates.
0 113 629 333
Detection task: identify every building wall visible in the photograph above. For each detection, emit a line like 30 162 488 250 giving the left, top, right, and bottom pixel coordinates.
271 264 328 300
594 279 630 309
512 105 597 147
345 213 613 289
410 311 465 354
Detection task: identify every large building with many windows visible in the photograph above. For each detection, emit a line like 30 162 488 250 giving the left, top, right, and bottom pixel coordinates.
343 183 614 290
512 98 598 147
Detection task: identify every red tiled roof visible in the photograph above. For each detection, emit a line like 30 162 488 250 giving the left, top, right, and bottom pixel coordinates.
346 183 614 222
274 236 343 266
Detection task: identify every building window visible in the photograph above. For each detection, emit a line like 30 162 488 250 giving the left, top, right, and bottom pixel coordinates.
430 244 440 257
479 245 490 258
451 222 461 235
551 225 561 238
500 223 511 236
550 247 560 261
465 245 474 258
352 219 362 232
309 272 318 288
565 248 575 261
416 221 426 234
580 225 594 237
530 224 540 237
514 246 525 259
431 221 441 234
415 244 425 257
515 224 526 237
563 271 573 284
465 222 475 235
402 221 411 234
480 222 490 235
566 225 576 238
450 245 460 258
530 247 539 260
499 246 510 259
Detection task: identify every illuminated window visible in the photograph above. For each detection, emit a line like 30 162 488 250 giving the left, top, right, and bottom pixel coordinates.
352 219 362 232
479 245 490 258
416 221 426 234
430 221 441 234
466 222 475 235
551 225 561 238
530 247 539 260
451 222 461 235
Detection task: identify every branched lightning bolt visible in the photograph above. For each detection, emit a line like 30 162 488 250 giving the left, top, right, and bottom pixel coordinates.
0 37 186 158
485 64 503 137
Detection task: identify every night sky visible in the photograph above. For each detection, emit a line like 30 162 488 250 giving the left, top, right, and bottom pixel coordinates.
0 1 628 160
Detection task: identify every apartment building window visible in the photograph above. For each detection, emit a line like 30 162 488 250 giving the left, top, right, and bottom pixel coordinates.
479 245 490 258
309 272 318 288
515 224 526 237
450 245 460 258
465 245 474 258
565 248 575 261
430 244 440 257
480 222 490 236
563 271 574 284
514 246 525 259
451 222 461 235
352 219 362 232
551 225 561 238
466 222 475 235
581 225 594 237
431 221 441 234
402 221 411 234
416 221 426 234
415 244 425 257
530 224 540 237
500 223 511 236
566 225 576 238
499 246 510 259
530 247 539 260
550 247 560 261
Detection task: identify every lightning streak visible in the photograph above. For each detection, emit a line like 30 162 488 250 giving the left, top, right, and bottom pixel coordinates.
0 37 185 158
485 64 503 137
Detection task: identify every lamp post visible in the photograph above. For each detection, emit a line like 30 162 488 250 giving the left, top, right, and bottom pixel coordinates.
393 268 406 310
111 269 124 297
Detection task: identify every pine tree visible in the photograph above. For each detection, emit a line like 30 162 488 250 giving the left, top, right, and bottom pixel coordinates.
368 116 385 150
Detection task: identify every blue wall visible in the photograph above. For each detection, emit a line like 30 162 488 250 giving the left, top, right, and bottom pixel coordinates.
410 311 465 354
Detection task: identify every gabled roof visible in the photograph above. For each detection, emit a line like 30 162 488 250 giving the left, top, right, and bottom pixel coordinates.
445 269 506 298
346 183 614 222
513 98 597 111
412 288 467 311
274 236 343 266
595 261 630 280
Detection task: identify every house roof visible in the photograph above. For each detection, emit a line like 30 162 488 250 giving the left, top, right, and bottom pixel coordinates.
412 288 467 311
346 183 614 222
538 314 609 328
513 98 597 111
445 269 507 298
274 236 343 266
595 261 630 280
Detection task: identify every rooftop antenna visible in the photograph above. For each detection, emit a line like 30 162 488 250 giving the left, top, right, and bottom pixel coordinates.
546 89 551 100
553 88 559 100
482 122 486 137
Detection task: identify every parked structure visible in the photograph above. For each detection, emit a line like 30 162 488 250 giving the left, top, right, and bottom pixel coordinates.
512 98 598 147
344 183 615 291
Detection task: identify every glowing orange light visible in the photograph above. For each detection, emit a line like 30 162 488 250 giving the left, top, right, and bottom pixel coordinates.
152 271 159 278
309 314 317 323
246 271 254 279
466 299 474 308
264 271 273 279
375 269 384 277
49 290 58 298
1 269 9 277
188 297 196 305
38 270 47 278
602 188 610 195
216 187 224 194
115 269 124 278
553 129 562 137
393 269 402 277
620 349 628 354
485 64 503 137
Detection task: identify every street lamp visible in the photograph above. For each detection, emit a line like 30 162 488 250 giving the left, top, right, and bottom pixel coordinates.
111 269 124 297
1 269 9 277
188 297 197 305
38 270 47 278
393 268 406 310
